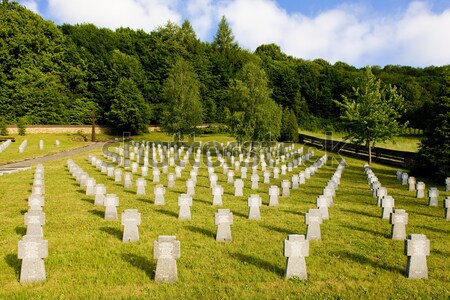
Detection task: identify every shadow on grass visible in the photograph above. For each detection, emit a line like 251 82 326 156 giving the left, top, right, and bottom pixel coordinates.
331 250 404 275
231 210 248 219
124 190 136 195
341 224 389 238
89 209 104 218
230 252 284 277
136 198 153 204
339 207 379 219
122 253 155 279
185 225 215 238
261 224 294 235
280 209 305 216
414 225 450 234
20 209 27 215
156 209 178 218
15 226 26 236
81 198 94 204
100 226 122 240
411 211 440 218
193 198 212 205
5 253 20 278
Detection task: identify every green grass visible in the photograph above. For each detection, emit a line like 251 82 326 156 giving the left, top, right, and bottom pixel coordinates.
0 133 93 165
0 135 449 299
299 130 422 152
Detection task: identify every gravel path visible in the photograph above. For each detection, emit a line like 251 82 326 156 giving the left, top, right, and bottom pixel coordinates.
0 142 106 169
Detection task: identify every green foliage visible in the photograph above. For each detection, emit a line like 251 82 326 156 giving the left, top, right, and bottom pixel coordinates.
17 117 27 135
336 67 408 163
0 116 8 135
226 62 282 142
279 107 298 142
413 79 450 180
161 58 203 140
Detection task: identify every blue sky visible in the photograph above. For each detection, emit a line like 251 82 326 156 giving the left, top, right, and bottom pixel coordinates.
17 0 450 67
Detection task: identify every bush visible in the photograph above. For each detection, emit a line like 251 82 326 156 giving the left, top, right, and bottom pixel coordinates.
196 125 230 135
17 117 27 136
0 117 8 136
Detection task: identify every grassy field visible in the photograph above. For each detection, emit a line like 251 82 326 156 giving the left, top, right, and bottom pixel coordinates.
0 134 449 299
299 130 422 152
0 133 93 165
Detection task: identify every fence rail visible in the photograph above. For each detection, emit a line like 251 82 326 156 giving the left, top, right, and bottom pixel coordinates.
298 133 417 168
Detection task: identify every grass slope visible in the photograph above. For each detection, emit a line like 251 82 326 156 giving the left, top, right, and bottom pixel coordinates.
0 136 448 299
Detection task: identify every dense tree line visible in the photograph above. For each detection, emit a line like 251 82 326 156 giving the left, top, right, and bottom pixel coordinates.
0 1 448 138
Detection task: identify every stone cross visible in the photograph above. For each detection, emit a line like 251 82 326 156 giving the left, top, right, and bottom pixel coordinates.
114 168 122 182
39 140 44 150
212 185 224 206
234 179 244 197
28 194 44 211
428 188 438 206
268 185 279 207
24 210 45 238
281 180 291 197
104 194 119 220
381 196 395 219
292 175 299 190
122 209 141 242
444 196 450 220
190 169 198 184
446 177 450 192
263 170 271 184
284 234 309 280
175 166 182 178
376 187 387 206
408 177 416 191
281 164 287 175
124 172 133 189
227 170 234 184
251 174 259 190
107 166 115 177
186 179 195 196
390 209 408 240
153 168 160 183
94 184 106 206
323 187 334 206
18 236 48 283
240 167 247 179
401 172 409 185
273 167 280 179
248 194 262 220
154 185 166 205
167 173 175 188
136 178 147 195
86 177 96 196
371 181 381 197
416 182 425 198
215 209 233 242
299 172 306 184
405 234 430 279
396 170 403 181
304 168 311 179
154 236 180 283
316 195 329 220
209 173 218 188
141 166 148 177
305 209 322 240
178 194 192 220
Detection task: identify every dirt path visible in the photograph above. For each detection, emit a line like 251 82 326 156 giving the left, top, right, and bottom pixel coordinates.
0 142 107 169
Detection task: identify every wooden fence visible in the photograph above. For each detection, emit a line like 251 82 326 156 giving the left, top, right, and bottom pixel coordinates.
298 133 417 168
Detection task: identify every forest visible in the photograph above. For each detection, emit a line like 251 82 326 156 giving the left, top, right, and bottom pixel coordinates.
1 1 448 135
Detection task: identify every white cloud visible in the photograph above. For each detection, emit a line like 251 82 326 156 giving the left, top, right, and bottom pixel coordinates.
217 0 450 67
20 0 40 14
186 0 214 39
47 0 182 32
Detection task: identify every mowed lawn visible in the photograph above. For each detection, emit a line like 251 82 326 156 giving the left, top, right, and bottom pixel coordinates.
0 135 449 299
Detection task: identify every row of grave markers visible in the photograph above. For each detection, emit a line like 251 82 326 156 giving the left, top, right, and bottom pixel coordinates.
0 139 12 153
396 170 450 219
17 164 48 283
365 165 430 279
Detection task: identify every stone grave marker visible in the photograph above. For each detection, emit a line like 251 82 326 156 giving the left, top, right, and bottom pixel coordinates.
86 177 96 196
209 173 218 188
94 184 107 205
401 172 409 185
396 170 403 181
136 178 147 195
281 164 287 175
28 194 44 211
281 180 291 197
405 234 430 279
444 197 450 220
153 168 160 183
305 209 322 240
215 209 233 242
416 182 425 198
381 196 395 219
154 185 166 205
408 177 416 191
178 194 192 220
104 194 119 220
263 170 271 184
299 172 306 184
284 234 309 280
316 195 329 220
124 172 133 189
212 185 224 206
18 236 48 283
446 177 450 192
248 194 262 220
292 175 299 190
273 167 280 179
154 236 180 283
428 188 438 206
122 209 141 242
234 179 244 197
107 166 115 177
141 166 148 177
175 166 182 178
268 185 279 207
24 210 45 238
186 179 195 196
167 173 175 188
227 170 234 184
39 140 44 150
114 168 122 183
390 209 408 240
376 187 387 206
251 174 259 189
241 167 247 179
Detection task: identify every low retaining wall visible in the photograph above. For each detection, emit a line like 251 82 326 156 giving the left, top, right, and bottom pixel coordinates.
5 125 161 134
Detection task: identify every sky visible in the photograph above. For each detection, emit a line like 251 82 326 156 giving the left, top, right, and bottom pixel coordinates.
17 0 450 67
